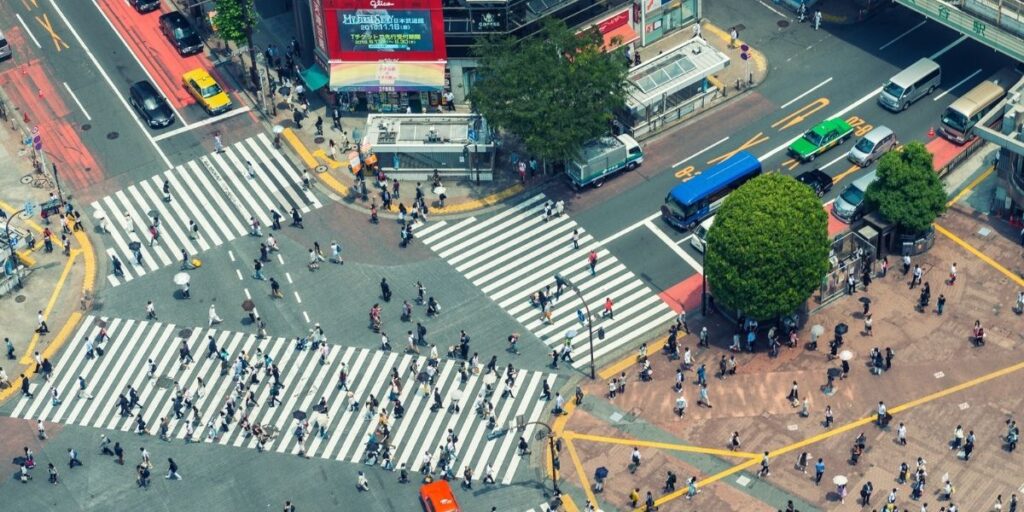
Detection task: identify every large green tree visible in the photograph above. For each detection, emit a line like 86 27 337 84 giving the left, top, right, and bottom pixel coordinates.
469 18 629 164
214 0 260 90
705 173 830 321
864 141 946 234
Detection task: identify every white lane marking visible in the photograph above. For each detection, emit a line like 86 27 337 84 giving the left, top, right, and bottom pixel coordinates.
675 233 695 245
244 288 251 300
303 311 310 323
294 291 302 303
756 0 789 18
15 14 42 48
285 272 293 284
88 0 187 127
934 68 982 102
228 250 235 262
277 253 284 265
879 20 927 50
673 137 730 167
603 211 662 246
48 0 173 169
644 220 703 274
780 77 834 110
818 152 850 171
235 268 243 280
152 107 253 142
933 35 968 59
62 82 92 121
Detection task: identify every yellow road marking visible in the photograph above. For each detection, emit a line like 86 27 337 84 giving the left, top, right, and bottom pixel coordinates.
934 223 1024 287
564 436 597 507
771 98 830 131
0 312 81 402
707 132 769 166
567 431 760 459
597 335 668 380
281 128 319 168
36 13 69 51
947 164 995 207
311 149 343 169
438 184 524 214
830 163 861 185
781 158 799 171
20 249 79 364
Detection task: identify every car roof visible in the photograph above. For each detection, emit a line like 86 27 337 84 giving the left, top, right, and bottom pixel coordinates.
859 125 893 142
797 169 829 182
131 81 159 96
184 69 216 86
159 12 189 25
419 481 459 512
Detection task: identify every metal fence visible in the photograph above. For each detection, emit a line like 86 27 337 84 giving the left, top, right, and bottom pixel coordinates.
816 231 875 305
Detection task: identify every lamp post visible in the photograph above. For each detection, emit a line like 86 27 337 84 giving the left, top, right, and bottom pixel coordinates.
518 418 560 497
700 245 707 316
555 273 596 379
4 207 28 289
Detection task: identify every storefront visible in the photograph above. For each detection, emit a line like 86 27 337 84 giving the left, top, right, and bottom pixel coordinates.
634 0 697 46
307 0 450 111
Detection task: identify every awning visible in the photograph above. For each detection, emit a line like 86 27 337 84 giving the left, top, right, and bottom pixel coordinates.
299 64 330 91
602 24 639 51
330 61 446 92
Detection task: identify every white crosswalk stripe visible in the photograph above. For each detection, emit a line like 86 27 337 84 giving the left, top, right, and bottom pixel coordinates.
419 194 676 368
8 316 557 484
93 134 322 287
523 504 552 512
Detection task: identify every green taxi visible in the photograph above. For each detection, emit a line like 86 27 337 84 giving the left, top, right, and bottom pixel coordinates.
788 118 854 162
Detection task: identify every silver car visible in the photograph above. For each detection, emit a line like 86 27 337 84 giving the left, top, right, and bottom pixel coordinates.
0 31 11 60
848 126 897 167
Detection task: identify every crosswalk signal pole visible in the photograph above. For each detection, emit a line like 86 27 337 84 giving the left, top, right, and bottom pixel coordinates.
555 273 596 379
519 418 559 497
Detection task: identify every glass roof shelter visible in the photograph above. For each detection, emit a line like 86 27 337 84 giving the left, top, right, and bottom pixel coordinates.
618 37 730 139
364 114 496 182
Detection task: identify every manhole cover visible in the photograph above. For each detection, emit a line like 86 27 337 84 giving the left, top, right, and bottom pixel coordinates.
106 132 119 140
178 328 193 338
313 136 325 144
15 295 26 303
315 165 328 174
777 20 790 28
81 124 91 131
20 175 32 184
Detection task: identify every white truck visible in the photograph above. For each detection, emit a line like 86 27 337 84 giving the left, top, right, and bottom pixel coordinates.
566 134 643 188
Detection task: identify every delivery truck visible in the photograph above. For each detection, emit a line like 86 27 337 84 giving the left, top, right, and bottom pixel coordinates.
566 134 643 188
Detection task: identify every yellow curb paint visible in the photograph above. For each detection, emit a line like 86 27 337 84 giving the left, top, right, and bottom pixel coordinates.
281 128 319 169
568 431 760 459
561 493 581 512
20 249 79 364
598 335 668 381
706 74 725 90
319 171 350 197
947 164 995 207
564 436 598 507
934 223 1024 288
311 149 343 169
16 250 35 267
552 400 575 435
74 229 96 292
0 199 47 234
437 183 524 215
0 311 82 402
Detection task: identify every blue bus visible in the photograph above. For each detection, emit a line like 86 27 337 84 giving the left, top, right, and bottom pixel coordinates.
661 151 762 230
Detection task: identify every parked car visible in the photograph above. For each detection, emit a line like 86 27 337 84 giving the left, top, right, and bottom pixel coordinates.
159 12 203 55
182 68 232 115
0 31 12 61
848 125 897 167
788 118 854 163
129 80 175 128
795 168 833 198
130 0 162 13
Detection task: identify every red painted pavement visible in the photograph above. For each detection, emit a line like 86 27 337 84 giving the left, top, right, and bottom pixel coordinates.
95 0 212 110
659 273 703 312
826 204 847 237
0 30 104 192
927 134 979 172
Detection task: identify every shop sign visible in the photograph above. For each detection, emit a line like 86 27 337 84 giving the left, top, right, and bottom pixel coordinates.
471 9 506 32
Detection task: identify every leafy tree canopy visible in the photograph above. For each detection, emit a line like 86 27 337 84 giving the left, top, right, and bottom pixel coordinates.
705 173 830 321
468 18 629 163
864 141 946 234
214 0 257 44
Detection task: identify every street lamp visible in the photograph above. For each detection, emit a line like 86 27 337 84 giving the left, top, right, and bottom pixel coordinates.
700 246 707 316
4 207 29 289
517 417 560 497
554 273 596 379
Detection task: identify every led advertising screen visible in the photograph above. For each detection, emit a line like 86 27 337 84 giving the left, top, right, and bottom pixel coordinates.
338 9 434 52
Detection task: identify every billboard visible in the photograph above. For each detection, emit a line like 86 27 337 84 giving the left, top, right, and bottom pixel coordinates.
324 0 447 62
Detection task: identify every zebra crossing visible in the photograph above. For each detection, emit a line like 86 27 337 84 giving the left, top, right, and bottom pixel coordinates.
92 133 322 287
416 194 676 369
9 316 556 484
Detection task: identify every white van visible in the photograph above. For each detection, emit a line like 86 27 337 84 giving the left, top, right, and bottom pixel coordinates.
878 58 941 112
690 216 715 252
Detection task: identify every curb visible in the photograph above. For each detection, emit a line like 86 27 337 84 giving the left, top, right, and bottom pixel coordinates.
280 127 529 216
702 22 769 79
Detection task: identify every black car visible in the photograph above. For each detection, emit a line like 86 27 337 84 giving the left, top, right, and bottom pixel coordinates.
130 0 161 13
159 12 203 55
795 169 833 198
129 81 175 128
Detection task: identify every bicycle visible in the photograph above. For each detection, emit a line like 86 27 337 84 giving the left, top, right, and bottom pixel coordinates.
32 175 54 189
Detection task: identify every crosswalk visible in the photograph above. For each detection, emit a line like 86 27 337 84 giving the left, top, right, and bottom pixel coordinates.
92 133 322 287
416 194 676 369
9 316 556 484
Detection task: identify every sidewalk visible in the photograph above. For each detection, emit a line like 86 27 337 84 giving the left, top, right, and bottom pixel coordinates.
0 90 97 403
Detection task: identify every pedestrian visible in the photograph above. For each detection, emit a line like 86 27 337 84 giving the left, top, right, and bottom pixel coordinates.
758 451 770 477
37 310 49 334
729 26 738 47
787 380 800 407
161 457 181 480
629 446 641 473
48 463 59 484
814 457 825 485
692 21 702 39
315 116 323 136
864 313 873 336
68 447 82 468
208 304 222 326
880 257 888 278
603 297 614 319
813 10 822 30
213 132 224 153
911 264 922 288
861 481 874 506
162 179 171 202
964 430 975 460
588 250 598 276
571 229 579 249
949 262 958 285
824 404 834 428
937 294 946 315
145 301 157 320
897 422 907 445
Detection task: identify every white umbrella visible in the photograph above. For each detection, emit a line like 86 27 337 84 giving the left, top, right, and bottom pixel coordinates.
832 475 848 486
482 373 497 387
565 328 577 339
839 350 854 361
272 124 285 134
93 210 106 220
811 325 825 338
173 272 190 286
433 186 447 196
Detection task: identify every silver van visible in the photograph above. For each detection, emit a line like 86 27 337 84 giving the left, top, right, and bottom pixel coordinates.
0 31 11 60
848 126 897 167
690 216 714 253
878 58 941 112
832 170 878 223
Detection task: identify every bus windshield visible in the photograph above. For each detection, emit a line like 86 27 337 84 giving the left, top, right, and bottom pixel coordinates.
941 108 970 133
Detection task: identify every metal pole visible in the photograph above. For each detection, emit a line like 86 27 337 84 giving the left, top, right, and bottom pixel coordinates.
701 247 707 315
548 432 560 494
51 163 66 207
583 299 595 379
5 208 25 289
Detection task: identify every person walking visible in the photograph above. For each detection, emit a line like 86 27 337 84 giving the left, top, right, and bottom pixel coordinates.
213 132 224 153
814 458 825 485
37 310 49 334
145 301 157 320
209 304 222 326
270 278 283 299
813 9 822 30
897 422 907 445
588 250 598 276
937 294 946 315
48 463 59 484
758 451 770 478
68 448 82 468
166 458 181 479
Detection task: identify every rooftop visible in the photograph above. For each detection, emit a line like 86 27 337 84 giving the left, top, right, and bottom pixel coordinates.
364 114 492 147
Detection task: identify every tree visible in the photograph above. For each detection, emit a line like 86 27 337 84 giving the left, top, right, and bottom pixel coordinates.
705 173 830 321
864 141 946 234
468 18 629 164
214 0 260 90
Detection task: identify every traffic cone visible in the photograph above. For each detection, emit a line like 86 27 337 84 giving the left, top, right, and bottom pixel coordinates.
928 126 935 138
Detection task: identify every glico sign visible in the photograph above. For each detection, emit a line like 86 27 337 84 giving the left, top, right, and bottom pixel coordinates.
321 0 447 63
